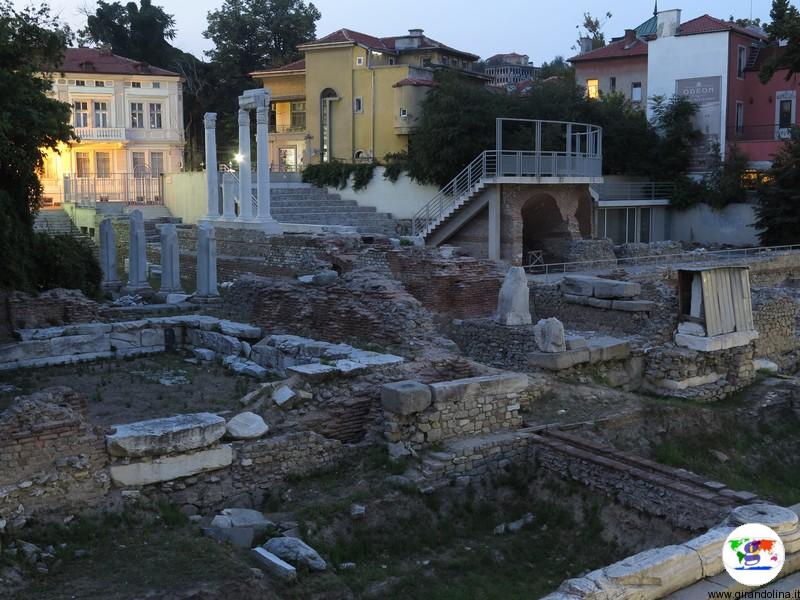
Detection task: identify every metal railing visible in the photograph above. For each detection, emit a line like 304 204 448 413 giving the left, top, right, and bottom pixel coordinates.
272 124 306 134
74 127 126 141
592 181 675 202
412 118 603 237
525 243 800 280
64 172 164 207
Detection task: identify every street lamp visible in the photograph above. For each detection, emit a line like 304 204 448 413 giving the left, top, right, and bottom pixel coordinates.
233 152 244 164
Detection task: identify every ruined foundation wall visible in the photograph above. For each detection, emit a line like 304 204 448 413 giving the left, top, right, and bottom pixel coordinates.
0 289 100 343
752 293 799 360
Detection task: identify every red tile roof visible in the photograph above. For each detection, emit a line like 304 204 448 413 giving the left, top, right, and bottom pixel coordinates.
392 77 437 88
301 28 479 60
56 47 178 77
569 37 648 63
251 59 306 76
678 14 767 39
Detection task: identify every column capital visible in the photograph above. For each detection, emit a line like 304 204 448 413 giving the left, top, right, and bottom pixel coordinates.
204 112 217 128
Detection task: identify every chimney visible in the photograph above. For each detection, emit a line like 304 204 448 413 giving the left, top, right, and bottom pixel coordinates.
624 29 636 43
408 28 424 37
579 36 593 54
656 9 682 38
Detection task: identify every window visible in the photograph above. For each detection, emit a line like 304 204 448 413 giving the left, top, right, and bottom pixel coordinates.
610 77 616 92
441 56 449 65
149 103 163 129
73 101 89 127
737 46 747 79
356 56 364 66
150 152 164 177
388 57 395 65
132 151 147 176
290 101 306 130
96 152 111 178
779 98 793 129
131 81 141 88
586 79 599 99
320 88 337 163
735 102 745 135
131 102 144 128
75 80 86 87
353 97 363 113
421 56 432 67
93 101 108 128
94 80 104 87
152 82 161 89
399 108 408 118
75 152 90 178
631 81 642 103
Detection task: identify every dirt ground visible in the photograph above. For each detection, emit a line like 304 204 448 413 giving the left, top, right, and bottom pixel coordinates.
0 354 261 426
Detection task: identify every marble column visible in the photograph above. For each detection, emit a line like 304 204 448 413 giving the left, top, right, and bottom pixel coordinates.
221 171 237 220
99 217 121 292
204 112 220 219
159 223 183 293
125 209 151 293
238 108 253 220
196 222 219 298
255 104 281 233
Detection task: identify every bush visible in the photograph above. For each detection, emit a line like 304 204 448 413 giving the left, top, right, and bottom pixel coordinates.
302 161 376 191
30 232 102 298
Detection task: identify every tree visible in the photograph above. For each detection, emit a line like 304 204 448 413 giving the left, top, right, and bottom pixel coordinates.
0 1 76 289
729 15 762 28
649 95 702 179
754 128 800 245
575 12 612 51
539 56 575 81
759 0 800 82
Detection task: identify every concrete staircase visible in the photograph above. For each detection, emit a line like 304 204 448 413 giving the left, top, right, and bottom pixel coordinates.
269 185 398 235
33 209 81 236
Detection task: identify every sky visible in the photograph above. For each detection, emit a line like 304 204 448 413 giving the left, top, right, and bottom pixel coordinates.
32 0 777 65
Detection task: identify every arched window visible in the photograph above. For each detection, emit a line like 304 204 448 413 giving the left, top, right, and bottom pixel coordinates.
320 88 337 163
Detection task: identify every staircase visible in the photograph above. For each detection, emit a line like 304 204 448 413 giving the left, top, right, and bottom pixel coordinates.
33 209 81 236
269 186 398 235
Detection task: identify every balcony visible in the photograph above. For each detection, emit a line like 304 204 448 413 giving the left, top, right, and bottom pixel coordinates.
272 124 306 134
62 172 164 206
75 127 126 141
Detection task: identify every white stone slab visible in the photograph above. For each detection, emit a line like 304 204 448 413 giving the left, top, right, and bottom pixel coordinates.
226 412 269 439
109 445 233 486
251 547 297 581
218 320 261 339
675 330 758 352
107 413 226 458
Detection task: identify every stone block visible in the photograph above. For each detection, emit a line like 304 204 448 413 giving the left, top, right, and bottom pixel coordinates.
611 300 655 312
107 413 227 458
658 372 721 391
753 358 779 373
586 297 613 309
50 333 110 356
603 544 703 598
140 328 165 347
187 329 241 356
529 349 589 370
429 374 528 404
495 267 532 326
0 340 53 363
683 527 734 577
223 355 268 378
251 547 297 582
221 508 274 532
193 348 216 361
250 342 279 369
226 412 269 439
263 537 327 571
586 336 630 363
347 350 405 367
533 318 566 353
677 321 707 336
110 331 141 350
592 279 641 299
565 335 587 350
285 363 338 382
218 320 261 339
561 276 596 297
203 525 254 548
272 385 297 408
109 445 233 486
675 331 758 352
381 380 432 416
563 293 591 306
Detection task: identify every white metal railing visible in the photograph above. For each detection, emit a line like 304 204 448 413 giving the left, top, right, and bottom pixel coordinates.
592 181 675 202
412 118 603 237
526 244 800 281
74 127 126 141
63 172 163 206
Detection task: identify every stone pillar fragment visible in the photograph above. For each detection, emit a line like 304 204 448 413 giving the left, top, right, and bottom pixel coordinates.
99 217 121 292
238 109 253 220
125 209 151 294
495 266 531 326
221 171 237 220
195 222 219 299
159 223 182 293
204 112 220 219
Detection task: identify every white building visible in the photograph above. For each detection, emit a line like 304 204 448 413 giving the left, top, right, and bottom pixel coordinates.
40 47 185 206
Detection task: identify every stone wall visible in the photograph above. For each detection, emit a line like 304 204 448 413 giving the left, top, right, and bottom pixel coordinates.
0 289 100 343
0 388 109 522
752 292 799 360
447 319 539 371
218 271 440 351
382 373 528 450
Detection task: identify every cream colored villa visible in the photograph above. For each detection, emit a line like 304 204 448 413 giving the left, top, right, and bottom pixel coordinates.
40 47 185 206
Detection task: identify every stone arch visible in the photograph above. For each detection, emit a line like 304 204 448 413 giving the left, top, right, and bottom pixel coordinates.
521 192 576 263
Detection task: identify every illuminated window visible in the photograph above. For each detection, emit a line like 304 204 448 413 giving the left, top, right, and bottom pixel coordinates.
586 79 600 99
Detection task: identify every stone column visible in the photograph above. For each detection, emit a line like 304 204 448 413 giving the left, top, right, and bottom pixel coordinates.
99 217 121 292
238 108 253 220
255 104 281 233
159 223 183 294
221 171 237 220
195 222 219 299
204 112 220 219
125 209 151 294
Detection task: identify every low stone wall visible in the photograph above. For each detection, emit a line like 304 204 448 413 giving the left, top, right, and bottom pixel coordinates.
448 319 539 371
0 289 100 343
753 292 799 360
614 240 684 259
382 373 528 450
0 388 109 522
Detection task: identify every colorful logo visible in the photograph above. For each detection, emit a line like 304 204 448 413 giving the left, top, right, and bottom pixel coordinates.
723 523 785 587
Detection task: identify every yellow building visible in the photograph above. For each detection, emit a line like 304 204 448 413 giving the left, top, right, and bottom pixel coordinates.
40 47 185 206
250 28 486 168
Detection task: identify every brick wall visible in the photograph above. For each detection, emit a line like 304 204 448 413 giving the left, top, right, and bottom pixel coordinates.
1 289 100 342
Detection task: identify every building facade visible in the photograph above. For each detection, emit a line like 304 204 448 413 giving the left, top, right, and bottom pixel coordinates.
250 28 486 166
40 47 185 206
484 53 540 88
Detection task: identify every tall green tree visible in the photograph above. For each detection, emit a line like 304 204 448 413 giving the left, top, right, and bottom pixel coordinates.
539 56 575 81
759 0 800 82
649 95 702 179
754 129 800 245
0 1 75 289
575 12 612 51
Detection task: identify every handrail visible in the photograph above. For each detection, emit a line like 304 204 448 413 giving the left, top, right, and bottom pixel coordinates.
592 182 675 201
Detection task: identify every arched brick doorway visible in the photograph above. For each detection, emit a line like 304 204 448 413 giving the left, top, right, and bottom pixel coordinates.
521 193 573 263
